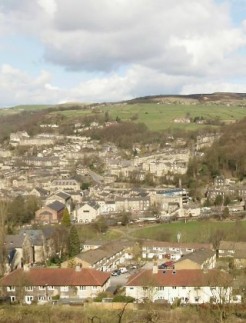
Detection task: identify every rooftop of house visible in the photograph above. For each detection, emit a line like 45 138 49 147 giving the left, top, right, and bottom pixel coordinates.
5 234 26 249
219 241 246 251
175 249 216 265
1 267 110 287
75 241 133 265
126 269 232 287
51 191 71 201
19 229 44 246
47 200 65 212
142 240 213 250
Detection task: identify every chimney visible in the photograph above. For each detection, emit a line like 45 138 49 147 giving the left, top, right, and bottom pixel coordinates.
75 263 82 272
152 261 158 274
23 264 30 272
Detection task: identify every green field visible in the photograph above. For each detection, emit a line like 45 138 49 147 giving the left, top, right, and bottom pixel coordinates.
52 103 246 131
131 220 246 243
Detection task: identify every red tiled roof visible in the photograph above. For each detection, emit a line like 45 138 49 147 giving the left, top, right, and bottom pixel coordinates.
1 268 110 287
126 269 231 287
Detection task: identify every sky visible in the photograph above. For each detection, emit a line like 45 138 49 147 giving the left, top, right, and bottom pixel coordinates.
0 0 246 106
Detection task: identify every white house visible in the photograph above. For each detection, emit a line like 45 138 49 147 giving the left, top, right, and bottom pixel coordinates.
126 268 240 304
74 202 100 223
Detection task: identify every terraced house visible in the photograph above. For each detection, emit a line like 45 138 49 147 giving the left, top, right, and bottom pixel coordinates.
1 267 110 304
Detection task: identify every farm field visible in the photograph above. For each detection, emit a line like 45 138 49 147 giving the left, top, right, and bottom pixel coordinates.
51 102 246 131
130 219 246 243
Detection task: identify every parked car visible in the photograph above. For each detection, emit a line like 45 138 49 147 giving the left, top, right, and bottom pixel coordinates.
119 267 128 274
158 261 174 269
111 269 121 276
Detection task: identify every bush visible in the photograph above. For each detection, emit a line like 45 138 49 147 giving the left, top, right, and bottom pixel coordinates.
112 295 135 303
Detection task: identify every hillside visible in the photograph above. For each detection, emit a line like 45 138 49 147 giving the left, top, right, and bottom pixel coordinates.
0 92 246 141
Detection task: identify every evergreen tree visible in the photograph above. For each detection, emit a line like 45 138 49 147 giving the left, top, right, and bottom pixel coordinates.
61 207 71 227
68 226 80 257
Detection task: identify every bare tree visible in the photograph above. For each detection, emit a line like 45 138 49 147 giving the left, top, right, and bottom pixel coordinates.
0 201 8 275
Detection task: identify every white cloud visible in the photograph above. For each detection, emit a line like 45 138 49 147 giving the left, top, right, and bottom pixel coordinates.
0 0 246 104
181 81 246 95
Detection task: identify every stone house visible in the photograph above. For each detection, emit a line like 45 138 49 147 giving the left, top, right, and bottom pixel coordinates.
74 201 100 223
174 249 216 270
218 241 246 268
45 191 72 213
35 201 65 224
5 234 33 271
49 179 80 193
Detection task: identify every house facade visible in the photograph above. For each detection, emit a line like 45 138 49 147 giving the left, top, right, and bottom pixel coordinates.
126 268 239 304
35 201 65 224
74 202 100 223
1 267 110 304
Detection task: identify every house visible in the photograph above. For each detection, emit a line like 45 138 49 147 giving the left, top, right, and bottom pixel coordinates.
35 201 65 224
174 249 216 270
82 240 107 252
0 267 110 304
49 179 80 193
5 234 33 271
46 191 72 213
142 240 213 260
61 241 134 272
74 201 100 223
218 241 246 268
19 230 46 264
29 187 49 200
126 267 239 304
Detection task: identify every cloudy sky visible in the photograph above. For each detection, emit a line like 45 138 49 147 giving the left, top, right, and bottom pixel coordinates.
0 0 246 106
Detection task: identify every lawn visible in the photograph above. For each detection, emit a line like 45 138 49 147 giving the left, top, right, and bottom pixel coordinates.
131 219 246 243
76 224 124 242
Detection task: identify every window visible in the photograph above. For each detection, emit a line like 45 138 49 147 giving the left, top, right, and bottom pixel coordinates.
10 296 16 302
158 287 165 290
25 296 34 303
92 286 98 289
79 286 86 290
61 286 69 292
172 287 177 289
143 287 148 291
25 286 33 291
39 286 46 290
195 297 199 302
48 286 55 290
38 296 46 301
7 286 15 292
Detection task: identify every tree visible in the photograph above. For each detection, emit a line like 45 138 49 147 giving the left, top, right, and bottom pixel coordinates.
222 207 230 219
214 195 223 206
24 196 41 223
68 226 80 257
61 207 71 227
0 201 8 275
93 216 108 233
120 211 131 226
209 229 225 255
8 195 26 226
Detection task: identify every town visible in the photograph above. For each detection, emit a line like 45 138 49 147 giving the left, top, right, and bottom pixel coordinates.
0 116 246 318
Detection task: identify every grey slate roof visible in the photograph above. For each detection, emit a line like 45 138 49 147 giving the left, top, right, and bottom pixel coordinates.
19 229 44 246
47 200 65 212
